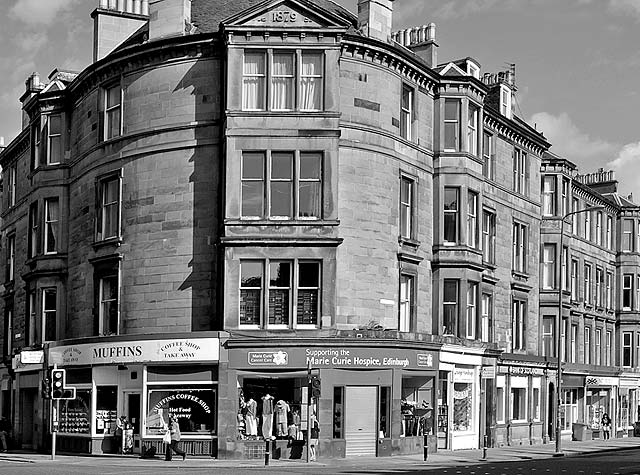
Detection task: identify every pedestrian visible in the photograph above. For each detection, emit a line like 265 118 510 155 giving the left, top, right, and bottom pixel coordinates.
165 415 186 461
309 413 319 462
0 417 10 452
601 413 612 440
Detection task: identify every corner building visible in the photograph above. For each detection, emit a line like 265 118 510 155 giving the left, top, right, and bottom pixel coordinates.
3 0 634 462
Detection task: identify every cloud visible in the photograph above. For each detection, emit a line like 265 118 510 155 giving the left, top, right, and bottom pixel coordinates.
528 112 617 169
9 0 83 26
608 0 640 17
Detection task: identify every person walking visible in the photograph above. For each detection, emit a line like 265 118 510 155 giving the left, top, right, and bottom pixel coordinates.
165 415 186 461
0 417 11 452
601 413 612 440
309 413 319 462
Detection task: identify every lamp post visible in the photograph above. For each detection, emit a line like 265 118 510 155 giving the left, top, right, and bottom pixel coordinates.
555 205 604 455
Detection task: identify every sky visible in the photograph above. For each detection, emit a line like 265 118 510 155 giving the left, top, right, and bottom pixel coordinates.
0 0 639 195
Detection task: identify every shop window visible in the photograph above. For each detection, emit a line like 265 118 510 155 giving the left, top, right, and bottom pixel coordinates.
452 382 472 431
60 389 91 434
510 387 527 422
532 380 541 422
333 386 344 439
242 50 324 111
239 259 321 329
238 377 303 440
42 287 57 342
443 187 459 244
146 386 217 436
379 387 391 438
96 386 118 436
400 84 414 141
96 173 121 242
241 151 323 220
402 376 434 437
496 376 505 424
587 389 608 429
44 197 59 254
560 388 579 431
104 83 122 140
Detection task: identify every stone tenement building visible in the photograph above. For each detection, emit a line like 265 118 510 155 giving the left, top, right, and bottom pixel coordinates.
0 0 638 460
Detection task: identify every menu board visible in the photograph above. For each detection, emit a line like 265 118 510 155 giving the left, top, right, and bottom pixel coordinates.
60 389 91 434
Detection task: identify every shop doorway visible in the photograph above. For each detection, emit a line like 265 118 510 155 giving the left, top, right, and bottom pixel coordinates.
126 393 141 452
345 386 377 456
20 389 37 449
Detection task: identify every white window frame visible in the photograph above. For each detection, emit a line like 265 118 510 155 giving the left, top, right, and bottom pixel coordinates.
400 176 414 239
444 187 459 245
623 219 633 251
467 191 478 248
606 272 613 309
6 235 15 283
47 113 63 165
513 148 527 195
482 210 495 264
466 282 477 339
606 215 613 249
595 212 603 246
6 165 16 208
44 197 59 255
482 131 494 179
532 378 542 422
104 83 122 140
496 375 506 424
584 327 591 365
443 99 460 151
400 84 413 141
571 324 577 363
511 299 526 351
542 315 555 358
542 244 555 290
500 84 512 119
98 272 120 336
584 210 592 241
570 259 578 300
510 376 528 422
595 267 603 307
97 174 122 241
481 293 492 343
584 263 592 304
512 221 527 273
623 331 633 367
467 103 478 155
623 274 633 311
399 274 414 333
542 175 556 216
595 328 602 366
606 330 612 366
42 287 57 342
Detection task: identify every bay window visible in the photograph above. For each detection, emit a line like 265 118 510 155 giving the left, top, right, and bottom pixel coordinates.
443 279 458 335
512 148 527 195
512 221 527 273
400 84 413 140
466 282 477 339
44 197 59 254
96 174 121 241
43 287 57 342
104 84 122 140
623 332 633 367
623 274 633 310
542 244 555 289
467 191 478 248
242 50 324 111
241 151 323 220
467 104 478 155
482 210 495 264
443 99 460 151
542 176 556 216
443 187 459 244
239 259 321 328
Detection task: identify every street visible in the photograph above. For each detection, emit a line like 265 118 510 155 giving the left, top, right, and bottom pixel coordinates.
1 450 640 475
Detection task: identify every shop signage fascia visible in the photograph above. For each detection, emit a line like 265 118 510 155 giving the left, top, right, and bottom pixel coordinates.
481 366 495 379
453 367 475 382
585 376 619 387
20 350 44 364
12 354 44 373
619 377 640 388
508 366 545 376
49 337 220 367
230 346 439 370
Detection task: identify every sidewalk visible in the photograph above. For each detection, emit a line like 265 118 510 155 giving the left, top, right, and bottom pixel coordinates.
0 437 638 470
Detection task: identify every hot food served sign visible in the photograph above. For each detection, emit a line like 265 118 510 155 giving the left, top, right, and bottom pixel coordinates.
49 337 219 366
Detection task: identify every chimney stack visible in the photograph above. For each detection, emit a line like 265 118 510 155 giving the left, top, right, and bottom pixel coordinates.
357 0 394 43
148 0 192 40
391 23 438 67
92 0 149 63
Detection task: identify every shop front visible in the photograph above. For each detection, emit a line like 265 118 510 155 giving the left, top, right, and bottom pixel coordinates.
438 349 483 450
585 375 617 439
494 363 545 447
558 374 584 441
619 376 640 437
48 334 220 455
220 341 440 460
11 350 47 451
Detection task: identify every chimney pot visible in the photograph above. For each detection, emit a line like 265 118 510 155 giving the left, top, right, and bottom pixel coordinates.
99 0 108 8
142 0 149 15
357 0 394 42
0 137 5 148
427 22 436 41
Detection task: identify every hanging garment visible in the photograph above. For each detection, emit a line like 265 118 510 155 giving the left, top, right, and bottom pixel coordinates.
275 400 290 436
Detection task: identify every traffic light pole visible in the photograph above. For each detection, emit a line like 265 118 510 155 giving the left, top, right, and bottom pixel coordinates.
51 365 58 461
306 360 312 464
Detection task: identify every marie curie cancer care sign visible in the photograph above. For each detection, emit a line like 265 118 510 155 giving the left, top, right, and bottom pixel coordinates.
49 337 219 366
233 347 438 370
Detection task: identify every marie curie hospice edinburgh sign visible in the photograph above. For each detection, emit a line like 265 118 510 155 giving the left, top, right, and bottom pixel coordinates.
49 337 219 366
229 347 439 370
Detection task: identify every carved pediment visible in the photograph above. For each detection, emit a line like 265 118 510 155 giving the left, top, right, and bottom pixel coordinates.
223 0 352 31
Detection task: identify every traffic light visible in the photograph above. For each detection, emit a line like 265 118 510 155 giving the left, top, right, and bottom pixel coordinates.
310 375 321 398
42 377 51 399
51 369 66 399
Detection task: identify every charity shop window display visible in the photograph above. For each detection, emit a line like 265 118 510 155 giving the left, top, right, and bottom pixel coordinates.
145 387 217 436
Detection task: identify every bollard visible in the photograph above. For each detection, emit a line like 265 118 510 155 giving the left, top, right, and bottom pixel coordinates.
480 434 488 461
264 438 270 466
423 434 428 461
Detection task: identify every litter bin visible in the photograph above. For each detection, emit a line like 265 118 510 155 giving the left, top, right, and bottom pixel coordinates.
572 423 591 441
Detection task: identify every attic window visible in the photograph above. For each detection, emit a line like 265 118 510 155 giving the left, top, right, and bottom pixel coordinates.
500 84 512 119
467 62 480 79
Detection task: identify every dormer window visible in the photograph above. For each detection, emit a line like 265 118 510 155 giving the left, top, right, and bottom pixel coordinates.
500 84 512 119
242 50 324 112
467 62 480 79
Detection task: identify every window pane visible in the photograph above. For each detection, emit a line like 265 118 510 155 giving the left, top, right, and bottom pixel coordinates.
242 153 264 179
299 262 319 287
444 100 458 120
270 261 291 287
299 182 321 218
107 108 120 139
270 182 292 217
300 153 321 179
271 53 294 110
240 262 262 326
300 53 322 110
271 153 293 180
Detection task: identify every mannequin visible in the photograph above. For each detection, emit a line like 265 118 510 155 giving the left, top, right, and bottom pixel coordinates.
245 398 258 437
275 399 290 437
262 394 274 439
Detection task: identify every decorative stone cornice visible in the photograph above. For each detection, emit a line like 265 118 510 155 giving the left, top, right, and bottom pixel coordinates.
484 111 549 156
341 36 437 93
0 129 29 166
